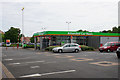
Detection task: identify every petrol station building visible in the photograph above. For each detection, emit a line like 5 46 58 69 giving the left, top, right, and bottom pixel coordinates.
33 31 120 50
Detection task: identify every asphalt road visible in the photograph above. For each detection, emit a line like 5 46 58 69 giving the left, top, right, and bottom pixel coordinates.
2 47 120 79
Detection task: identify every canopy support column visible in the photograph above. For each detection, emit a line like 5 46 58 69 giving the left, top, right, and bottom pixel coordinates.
34 37 37 50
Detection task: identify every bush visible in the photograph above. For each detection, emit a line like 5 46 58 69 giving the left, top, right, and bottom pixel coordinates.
45 45 94 51
45 46 60 51
25 45 34 48
81 45 94 51
2 43 22 47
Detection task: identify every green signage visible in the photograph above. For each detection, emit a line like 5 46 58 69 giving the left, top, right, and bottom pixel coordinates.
33 31 120 37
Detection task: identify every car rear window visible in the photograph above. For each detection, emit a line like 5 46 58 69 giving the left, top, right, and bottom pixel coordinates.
111 43 115 46
70 45 78 47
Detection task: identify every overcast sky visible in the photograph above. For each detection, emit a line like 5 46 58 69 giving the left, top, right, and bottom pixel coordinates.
0 0 119 37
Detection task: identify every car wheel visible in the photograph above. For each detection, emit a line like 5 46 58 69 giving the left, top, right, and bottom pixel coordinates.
58 49 62 53
99 50 103 52
75 49 79 53
107 49 111 53
116 53 120 59
53 50 55 53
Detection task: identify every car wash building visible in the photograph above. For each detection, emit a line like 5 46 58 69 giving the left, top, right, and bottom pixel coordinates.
33 31 120 50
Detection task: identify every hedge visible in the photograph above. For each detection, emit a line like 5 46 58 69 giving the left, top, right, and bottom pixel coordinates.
80 45 94 51
45 46 60 51
2 44 22 47
25 45 34 48
45 45 94 51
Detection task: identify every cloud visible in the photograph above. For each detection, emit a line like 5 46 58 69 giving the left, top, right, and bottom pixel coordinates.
1 1 118 36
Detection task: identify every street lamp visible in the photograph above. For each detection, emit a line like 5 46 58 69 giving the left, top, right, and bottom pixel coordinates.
66 22 71 34
66 22 71 43
42 27 46 32
22 7 24 47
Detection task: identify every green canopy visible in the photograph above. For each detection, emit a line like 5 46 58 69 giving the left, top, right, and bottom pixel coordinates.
33 31 120 37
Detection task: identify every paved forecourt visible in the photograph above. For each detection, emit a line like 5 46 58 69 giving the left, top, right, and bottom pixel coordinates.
2 47 120 78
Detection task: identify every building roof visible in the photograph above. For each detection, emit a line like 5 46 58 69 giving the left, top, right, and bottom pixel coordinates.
0 30 4 34
33 31 120 37
21 37 31 42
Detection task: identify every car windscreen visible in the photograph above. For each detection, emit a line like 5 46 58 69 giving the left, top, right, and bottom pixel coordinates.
104 43 111 47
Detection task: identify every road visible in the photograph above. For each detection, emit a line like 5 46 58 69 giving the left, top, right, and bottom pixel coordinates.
2 47 120 79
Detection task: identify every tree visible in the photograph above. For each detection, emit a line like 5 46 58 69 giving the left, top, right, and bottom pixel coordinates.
30 36 34 43
2 34 5 42
102 30 108 33
77 29 83 32
118 26 120 33
4 27 21 43
19 34 25 43
77 29 89 32
112 27 118 33
107 30 112 33
100 26 120 33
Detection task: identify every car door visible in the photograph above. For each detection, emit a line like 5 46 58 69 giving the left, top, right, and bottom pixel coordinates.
70 44 76 52
63 45 71 52
110 43 116 51
115 43 120 50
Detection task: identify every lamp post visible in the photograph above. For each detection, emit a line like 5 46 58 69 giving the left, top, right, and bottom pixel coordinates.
66 22 71 43
22 7 24 47
42 27 46 32
66 22 71 34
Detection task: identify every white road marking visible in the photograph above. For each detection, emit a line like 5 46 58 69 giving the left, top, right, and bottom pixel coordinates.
52 54 61 55
8 61 45 65
20 70 76 78
9 63 21 65
44 61 56 64
26 61 45 64
30 66 40 69
4 59 13 61
3 55 7 57
14 57 31 60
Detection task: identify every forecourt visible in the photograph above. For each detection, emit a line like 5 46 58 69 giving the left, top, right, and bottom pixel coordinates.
2 47 120 78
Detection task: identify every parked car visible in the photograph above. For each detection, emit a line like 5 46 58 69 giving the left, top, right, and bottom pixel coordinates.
52 43 81 53
99 42 120 52
116 47 120 58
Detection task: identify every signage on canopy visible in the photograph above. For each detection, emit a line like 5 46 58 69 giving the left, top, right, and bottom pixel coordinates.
68 32 93 35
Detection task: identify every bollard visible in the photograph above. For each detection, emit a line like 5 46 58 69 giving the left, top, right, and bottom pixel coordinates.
13 45 14 49
17 44 19 49
6 46 7 50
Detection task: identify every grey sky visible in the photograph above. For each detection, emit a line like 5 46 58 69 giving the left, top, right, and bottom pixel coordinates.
1 0 119 37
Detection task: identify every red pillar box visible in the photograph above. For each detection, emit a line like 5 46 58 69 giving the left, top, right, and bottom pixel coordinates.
100 44 103 47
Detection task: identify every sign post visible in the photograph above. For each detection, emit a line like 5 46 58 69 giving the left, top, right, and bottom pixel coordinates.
6 39 11 50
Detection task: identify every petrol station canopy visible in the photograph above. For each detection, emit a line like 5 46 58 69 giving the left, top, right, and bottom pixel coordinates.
33 31 120 37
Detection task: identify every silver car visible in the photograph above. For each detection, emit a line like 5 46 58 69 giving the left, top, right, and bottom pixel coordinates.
52 43 81 53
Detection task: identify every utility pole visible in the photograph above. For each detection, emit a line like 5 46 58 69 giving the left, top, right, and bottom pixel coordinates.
22 7 24 47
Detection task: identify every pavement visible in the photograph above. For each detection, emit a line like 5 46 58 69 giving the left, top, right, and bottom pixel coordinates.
1 47 120 79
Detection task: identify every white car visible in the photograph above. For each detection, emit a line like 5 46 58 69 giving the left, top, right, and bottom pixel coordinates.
52 43 81 53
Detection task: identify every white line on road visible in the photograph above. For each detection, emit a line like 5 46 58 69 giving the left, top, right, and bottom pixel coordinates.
44 61 56 64
30 66 40 69
52 54 61 55
26 61 45 63
3 55 7 57
20 70 76 78
13 57 31 60
8 61 44 65
4 59 13 61
9 63 21 65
